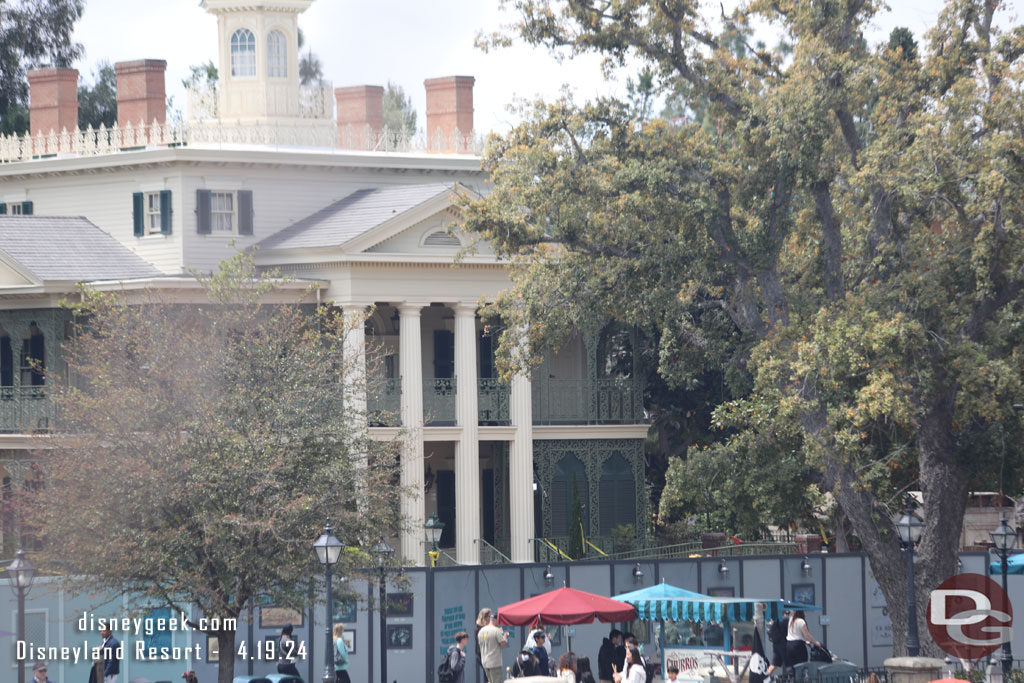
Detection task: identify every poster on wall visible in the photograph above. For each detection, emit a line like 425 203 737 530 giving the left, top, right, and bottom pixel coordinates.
871 616 893 647
387 624 413 649
662 648 711 683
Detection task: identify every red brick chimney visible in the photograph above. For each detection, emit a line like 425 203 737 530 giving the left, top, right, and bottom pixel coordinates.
424 76 474 153
27 68 79 137
335 85 384 150
114 59 167 128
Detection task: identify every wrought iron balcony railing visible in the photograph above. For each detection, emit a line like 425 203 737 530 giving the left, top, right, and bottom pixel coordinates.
423 378 456 425
477 378 510 425
531 377 643 424
0 386 54 433
367 377 401 426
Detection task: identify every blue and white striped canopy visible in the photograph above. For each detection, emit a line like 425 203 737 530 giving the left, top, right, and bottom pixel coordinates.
613 583 819 623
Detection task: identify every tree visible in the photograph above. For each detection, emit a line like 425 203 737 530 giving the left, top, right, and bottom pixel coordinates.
23 253 404 683
0 0 85 133
77 61 116 129
299 49 324 86
467 0 1024 657
383 81 417 137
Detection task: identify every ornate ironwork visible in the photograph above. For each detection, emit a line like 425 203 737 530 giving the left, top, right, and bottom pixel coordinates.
0 310 64 433
299 84 334 119
531 378 641 424
533 439 646 543
423 378 456 425
477 378 510 424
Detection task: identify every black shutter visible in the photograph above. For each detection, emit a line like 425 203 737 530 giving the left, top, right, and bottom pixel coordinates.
482 468 495 545
433 330 454 378
237 189 254 235
0 336 11 387
159 190 172 235
0 203 7 215
132 192 144 236
437 470 456 548
196 189 212 234
479 333 494 378
20 201 31 215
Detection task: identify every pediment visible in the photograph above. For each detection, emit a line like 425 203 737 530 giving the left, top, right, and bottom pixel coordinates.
363 208 491 256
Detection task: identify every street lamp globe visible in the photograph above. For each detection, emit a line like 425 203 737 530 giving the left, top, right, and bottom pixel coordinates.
991 517 1017 552
7 549 36 592
372 538 395 565
425 515 445 549
896 509 923 547
312 522 343 566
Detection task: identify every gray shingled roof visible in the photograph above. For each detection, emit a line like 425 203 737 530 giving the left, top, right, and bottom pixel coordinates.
258 183 455 250
0 216 161 282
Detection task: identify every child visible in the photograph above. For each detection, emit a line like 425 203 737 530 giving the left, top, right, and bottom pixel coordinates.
666 664 679 681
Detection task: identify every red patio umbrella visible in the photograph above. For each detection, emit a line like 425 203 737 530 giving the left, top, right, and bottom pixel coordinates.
496 586 636 626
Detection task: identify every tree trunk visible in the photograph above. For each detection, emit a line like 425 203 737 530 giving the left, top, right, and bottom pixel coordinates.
217 629 236 683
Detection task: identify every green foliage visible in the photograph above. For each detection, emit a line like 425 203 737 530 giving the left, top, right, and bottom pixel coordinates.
25 252 404 681
466 0 1024 656
182 59 218 90
78 61 116 129
299 49 324 86
611 524 636 553
0 0 85 132
383 81 417 136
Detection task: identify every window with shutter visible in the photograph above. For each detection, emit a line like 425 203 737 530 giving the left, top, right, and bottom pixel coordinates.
433 330 454 379
599 453 635 535
132 192 145 236
20 201 31 215
198 190 252 235
551 455 588 537
0 204 6 215
196 189 212 234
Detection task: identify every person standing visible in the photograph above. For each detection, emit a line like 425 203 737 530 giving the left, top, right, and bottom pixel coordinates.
99 626 120 683
477 608 509 683
623 646 646 683
333 623 351 683
598 629 622 683
29 661 53 683
531 629 551 676
277 623 302 679
447 631 469 683
785 610 821 666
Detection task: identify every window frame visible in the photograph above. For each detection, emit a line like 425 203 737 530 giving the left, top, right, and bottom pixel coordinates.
210 190 237 234
230 28 257 78
267 30 287 78
145 192 163 234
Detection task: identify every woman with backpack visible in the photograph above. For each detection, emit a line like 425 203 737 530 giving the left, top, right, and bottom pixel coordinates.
333 623 350 683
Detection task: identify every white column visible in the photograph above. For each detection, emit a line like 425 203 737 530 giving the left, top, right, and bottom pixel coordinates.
398 303 425 565
342 304 370 502
453 303 480 565
509 369 535 563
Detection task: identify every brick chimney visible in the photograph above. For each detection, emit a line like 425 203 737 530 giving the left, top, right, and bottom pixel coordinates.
335 85 384 150
114 59 167 128
424 76 474 153
27 68 79 138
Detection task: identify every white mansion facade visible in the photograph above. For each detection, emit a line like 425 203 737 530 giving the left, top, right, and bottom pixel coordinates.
0 0 648 566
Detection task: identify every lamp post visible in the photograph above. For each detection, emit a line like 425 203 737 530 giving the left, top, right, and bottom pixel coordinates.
425 515 445 567
896 502 923 657
632 563 644 585
991 517 1017 676
372 538 395 683
8 549 37 683
313 520 343 683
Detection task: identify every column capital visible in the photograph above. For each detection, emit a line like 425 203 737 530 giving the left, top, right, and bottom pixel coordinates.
397 302 426 316
341 302 372 310
452 302 478 317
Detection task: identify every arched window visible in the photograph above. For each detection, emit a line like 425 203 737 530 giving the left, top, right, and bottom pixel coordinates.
20 322 44 388
551 454 588 537
598 453 636 535
230 28 256 77
267 30 286 78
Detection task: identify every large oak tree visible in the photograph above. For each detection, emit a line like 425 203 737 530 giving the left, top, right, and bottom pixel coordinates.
465 0 1024 656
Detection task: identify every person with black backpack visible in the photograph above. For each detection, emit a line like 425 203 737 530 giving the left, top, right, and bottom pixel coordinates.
439 631 469 683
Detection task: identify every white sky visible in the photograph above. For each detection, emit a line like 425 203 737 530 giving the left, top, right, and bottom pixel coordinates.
71 0 1022 135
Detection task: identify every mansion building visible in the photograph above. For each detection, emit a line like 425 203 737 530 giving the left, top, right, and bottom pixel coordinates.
0 0 649 567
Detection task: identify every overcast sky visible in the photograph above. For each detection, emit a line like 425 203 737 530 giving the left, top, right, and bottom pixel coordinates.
72 0 1022 135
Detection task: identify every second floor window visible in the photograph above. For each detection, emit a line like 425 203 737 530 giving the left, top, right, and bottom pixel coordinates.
196 189 254 236
231 28 256 77
267 30 286 78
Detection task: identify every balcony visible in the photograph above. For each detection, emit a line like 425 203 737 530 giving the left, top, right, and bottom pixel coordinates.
367 378 401 426
531 378 642 425
0 386 54 433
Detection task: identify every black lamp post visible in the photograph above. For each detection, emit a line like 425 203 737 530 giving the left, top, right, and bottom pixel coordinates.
896 502 923 657
8 549 36 683
313 520 343 683
372 538 395 683
991 517 1017 676
425 515 445 567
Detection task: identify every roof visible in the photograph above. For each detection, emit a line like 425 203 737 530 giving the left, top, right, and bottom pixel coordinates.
258 182 456 251
0 216 161 282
